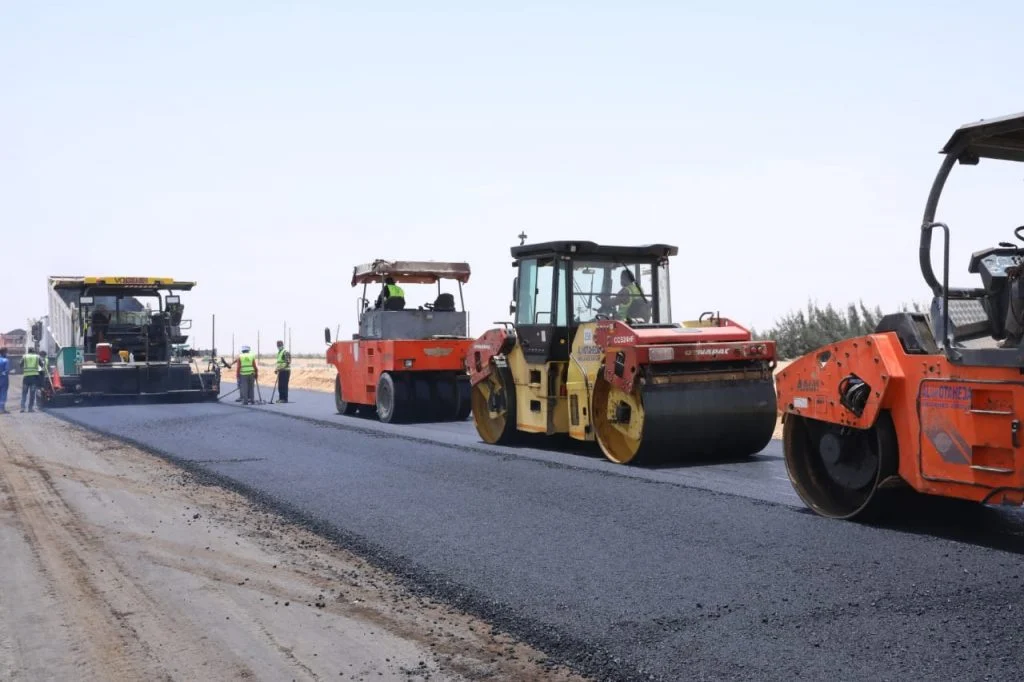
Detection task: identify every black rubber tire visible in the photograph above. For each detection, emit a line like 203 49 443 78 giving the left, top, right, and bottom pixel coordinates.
454 376 472 421
335 374 358 415
376 372 408 423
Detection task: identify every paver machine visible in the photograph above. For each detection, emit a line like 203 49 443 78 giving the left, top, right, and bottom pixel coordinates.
777 110 1024 520
38 276 220 406
325 259 474 423
467 240 778 464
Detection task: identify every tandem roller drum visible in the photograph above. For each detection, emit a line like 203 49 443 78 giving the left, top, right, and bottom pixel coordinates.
592 374 778 465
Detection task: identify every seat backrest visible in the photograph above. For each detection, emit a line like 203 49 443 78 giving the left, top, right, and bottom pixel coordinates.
434 293 456 312
384 296 406 311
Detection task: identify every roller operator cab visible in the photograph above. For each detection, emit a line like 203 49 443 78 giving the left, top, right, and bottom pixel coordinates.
325 259 474 423
39 276 219 406
777 110 1024 520
467 241 778 464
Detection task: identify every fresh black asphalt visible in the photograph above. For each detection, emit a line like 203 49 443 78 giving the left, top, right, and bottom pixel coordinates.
50 387 1024 682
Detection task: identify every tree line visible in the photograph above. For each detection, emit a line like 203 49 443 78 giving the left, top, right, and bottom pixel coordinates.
751 300 927 360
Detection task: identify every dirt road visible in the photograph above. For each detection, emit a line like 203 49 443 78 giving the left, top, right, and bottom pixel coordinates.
0 404 586 681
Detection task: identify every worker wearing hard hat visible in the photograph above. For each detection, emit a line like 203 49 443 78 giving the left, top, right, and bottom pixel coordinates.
275 340 291 403
0 348 9 414
237 345 258 405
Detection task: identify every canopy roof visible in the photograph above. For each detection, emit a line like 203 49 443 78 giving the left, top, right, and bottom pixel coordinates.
941 110 1024 163
511 240 678 260
49 276 197 291
350 260 471 286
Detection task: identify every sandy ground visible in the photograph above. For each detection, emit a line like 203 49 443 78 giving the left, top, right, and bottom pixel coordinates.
243 356 795 439
0 380 587 682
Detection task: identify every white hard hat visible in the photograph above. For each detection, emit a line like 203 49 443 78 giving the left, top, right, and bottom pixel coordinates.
241 345 251 352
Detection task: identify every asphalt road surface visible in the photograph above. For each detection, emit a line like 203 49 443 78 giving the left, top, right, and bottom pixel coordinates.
50 384 1024 681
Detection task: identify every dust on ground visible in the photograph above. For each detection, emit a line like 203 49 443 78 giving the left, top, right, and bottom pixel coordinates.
0 394 589 681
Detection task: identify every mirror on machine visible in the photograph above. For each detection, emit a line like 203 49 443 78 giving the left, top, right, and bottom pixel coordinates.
324 327 331 344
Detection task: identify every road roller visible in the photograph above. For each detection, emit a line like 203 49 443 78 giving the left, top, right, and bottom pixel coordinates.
325 259 473 423
467 240 778 464
777 110 1024 520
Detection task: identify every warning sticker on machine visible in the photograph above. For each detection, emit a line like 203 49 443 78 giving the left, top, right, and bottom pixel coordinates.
793 397 809 409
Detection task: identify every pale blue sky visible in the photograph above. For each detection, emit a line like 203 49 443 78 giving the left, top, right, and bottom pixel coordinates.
3 1 1022 352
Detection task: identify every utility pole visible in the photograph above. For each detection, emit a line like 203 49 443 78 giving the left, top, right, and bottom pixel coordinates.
288 327 292 353
257 330 261 357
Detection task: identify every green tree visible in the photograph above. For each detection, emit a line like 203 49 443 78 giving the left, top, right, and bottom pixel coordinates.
753 299 927 359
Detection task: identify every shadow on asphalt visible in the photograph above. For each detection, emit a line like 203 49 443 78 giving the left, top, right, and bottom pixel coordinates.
825 491 1024 556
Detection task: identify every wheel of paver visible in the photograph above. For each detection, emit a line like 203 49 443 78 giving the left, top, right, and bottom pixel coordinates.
783 410 899 521
335 375 357 415
375 372 408 423
470 365 518 443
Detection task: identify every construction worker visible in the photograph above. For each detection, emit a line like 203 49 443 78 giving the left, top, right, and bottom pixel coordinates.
0 348 9 414
611 270 648 321
20 348 42 412
375 276 405 310
275 340 291 403
237 345 257 405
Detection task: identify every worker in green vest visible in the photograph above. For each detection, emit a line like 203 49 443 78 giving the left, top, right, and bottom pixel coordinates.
274 340 291 403
375 276 406 310
608 269 648 321
20 349 41 412
236 345 258 405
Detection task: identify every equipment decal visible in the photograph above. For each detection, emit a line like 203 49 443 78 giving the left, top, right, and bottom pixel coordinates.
919 383 971 409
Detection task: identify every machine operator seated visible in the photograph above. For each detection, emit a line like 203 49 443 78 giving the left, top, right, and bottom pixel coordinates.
599 270 651 321
375 277 406 310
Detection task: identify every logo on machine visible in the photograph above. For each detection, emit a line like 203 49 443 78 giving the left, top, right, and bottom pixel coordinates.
920 383 971 409
109 277 152 285
423 347 453 357
610 335 636 345
796 378 821 391
683 348 730 356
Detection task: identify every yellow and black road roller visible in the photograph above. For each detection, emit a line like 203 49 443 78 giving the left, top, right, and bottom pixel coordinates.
467 240 778 464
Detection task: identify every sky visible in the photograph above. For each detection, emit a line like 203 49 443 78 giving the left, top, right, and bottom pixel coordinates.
3 1 1023 354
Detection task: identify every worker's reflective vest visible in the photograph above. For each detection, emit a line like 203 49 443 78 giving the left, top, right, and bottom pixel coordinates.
239 352 256 376
22 353 40 377
276 347 290 370
386 284 404 298
617 282 643 318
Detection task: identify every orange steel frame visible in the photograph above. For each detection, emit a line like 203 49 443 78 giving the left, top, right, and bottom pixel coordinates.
776 333 1024 507
327 338 472 406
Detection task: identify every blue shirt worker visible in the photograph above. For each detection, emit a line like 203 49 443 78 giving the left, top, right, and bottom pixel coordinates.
0 348 9 414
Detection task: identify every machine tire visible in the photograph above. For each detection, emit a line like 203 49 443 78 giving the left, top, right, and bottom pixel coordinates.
454 376 472 421
471 364 518 444
335 374 358 416
783 410 900 521
375 372 408 424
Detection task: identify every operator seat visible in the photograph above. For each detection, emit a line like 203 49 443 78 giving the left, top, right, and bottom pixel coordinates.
433 293 456 312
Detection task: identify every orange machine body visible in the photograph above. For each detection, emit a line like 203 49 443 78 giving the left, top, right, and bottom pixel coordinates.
325 258 475 423
777 332 1024 507
327 337 472 406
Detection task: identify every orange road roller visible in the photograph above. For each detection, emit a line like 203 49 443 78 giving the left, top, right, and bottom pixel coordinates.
777 110 1024 519
325 259 473 423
